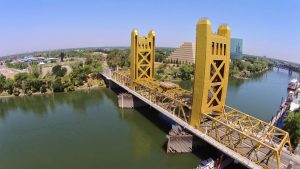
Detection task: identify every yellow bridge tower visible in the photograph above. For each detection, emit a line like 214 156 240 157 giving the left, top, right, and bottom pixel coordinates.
130 29 155 81
190 19 230 127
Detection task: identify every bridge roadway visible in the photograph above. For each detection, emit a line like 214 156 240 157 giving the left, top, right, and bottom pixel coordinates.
102 69 298 169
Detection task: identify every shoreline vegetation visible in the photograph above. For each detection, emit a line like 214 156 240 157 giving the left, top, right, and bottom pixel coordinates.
0 48 273 99
154 56 272 82
0 50 107 99
0 85 102 99
229 56 272 79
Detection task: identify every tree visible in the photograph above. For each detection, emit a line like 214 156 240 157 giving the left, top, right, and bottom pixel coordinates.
4 79 14 95
106 49 130 68
85 54 103 73
178 64 194 80
30 78 44 92
170 67 179 79
0 74 6 90
236 60 246 71
13 88 20 96
60 52 65 62
52 65 67 77
14 72 29 87
52 77 64 92
30 64 41 78
284 111 300 147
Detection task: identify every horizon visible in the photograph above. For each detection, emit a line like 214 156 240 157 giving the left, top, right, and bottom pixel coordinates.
2 45 300 65
1 0 299 63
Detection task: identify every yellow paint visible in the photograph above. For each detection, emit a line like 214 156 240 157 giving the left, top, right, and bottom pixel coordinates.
191 19 230 127
111 20 293 169
130 29 155 81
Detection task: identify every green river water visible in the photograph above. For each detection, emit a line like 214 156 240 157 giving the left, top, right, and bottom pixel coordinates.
0 69 298 169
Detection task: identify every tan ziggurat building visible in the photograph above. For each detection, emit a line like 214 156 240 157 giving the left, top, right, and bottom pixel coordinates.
168 42 195 64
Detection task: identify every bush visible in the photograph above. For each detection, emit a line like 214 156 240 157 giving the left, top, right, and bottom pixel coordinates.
40 85 47 93
14 72 29 87
26 90 33 96
178 64 194 80
0 74 6 90
52 78 64 92
284 111 300 147
13 88 20 96
52 65 67 77
67 85 76 92
6 63 28 70
5 79 14 95
106 49 130 68
99 80 105 87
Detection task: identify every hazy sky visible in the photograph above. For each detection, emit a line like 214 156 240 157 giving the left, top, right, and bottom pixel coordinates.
0 0 299 62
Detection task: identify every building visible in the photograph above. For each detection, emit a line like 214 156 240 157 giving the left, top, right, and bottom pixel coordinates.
168 38 242 64
167 42 195 64
230 38 243 59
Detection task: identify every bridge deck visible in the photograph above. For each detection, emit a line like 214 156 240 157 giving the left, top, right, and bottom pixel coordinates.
102 69 294 169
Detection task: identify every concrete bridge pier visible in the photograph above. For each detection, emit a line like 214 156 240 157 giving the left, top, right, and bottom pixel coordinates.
118 93 147 108
166 125 208 153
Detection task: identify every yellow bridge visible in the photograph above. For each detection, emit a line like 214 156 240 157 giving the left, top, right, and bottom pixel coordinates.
102 19 294 169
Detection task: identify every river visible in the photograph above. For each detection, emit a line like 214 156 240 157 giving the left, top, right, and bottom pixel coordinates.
0 69 298 169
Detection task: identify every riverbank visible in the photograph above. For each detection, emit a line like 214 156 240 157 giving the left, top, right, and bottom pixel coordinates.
232 67 270 79
0 82 106 99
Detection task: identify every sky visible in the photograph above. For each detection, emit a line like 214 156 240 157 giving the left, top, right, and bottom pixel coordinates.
0 0 299 63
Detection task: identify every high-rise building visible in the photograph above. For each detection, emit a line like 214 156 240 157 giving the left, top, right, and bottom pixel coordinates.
230 38 243 59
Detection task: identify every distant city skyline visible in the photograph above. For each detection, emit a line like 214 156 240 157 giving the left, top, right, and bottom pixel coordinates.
0 0 299 63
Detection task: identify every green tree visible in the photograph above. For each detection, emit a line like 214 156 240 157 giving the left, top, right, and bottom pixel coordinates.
155 48 173 62
30 78 44 92
4 79 14 95
30 64 41 78
106 49 130 68
70 63 89 86
236 60 246 71
284 111 300 147
14 72 29 87
52 77 64 92
60 52 65 62
52 65 67 77
0 74 6 90
13 88 20 96
170 67 179 79
178 64 194 80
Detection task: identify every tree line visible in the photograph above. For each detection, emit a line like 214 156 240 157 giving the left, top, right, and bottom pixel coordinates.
229 56 272 78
